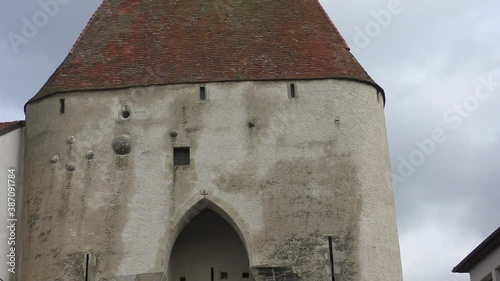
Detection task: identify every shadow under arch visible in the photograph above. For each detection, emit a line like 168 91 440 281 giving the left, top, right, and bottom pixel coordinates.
162 195 254 280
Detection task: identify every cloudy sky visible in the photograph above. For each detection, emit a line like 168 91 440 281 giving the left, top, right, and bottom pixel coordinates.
1 0 499 280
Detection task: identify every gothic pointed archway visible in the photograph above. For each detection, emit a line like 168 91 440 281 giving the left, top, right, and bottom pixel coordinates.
167 208 254 281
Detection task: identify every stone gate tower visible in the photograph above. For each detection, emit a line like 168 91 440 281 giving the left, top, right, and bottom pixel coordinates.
20 0 403 280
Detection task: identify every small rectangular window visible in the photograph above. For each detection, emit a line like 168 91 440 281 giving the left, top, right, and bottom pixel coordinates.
200 86 207 100
180 277 186 281
60 98 65 114
220 272 228 280
174 147 190 166
242 272 250 278
289 83 296 98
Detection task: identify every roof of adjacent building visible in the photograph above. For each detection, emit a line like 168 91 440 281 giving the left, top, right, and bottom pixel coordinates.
453 227 500 273
28 0 383 104
0 121 25 137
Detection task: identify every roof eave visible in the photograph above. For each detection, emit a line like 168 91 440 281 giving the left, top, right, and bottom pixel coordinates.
452 227 500 273
0 121 25 137
25 77 386 109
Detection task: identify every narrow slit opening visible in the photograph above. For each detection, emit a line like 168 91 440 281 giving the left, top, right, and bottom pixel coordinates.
290 83 296 98
200 86 207 100
60 99 65 114
85 253 89 281
328 236 335 281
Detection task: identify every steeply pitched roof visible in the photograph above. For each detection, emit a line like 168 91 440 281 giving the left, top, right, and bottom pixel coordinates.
29 0 383 103
453 227 500 273
0 121 25 136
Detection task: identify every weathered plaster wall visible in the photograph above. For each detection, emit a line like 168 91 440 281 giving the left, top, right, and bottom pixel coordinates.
0 126 24 281
21 79 402 281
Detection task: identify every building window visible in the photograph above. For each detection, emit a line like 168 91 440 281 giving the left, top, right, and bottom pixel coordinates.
220 272 228 280
60 98 65 114
242 272 250 278
199 86 207 100
173 147 190 166
289 83 297 98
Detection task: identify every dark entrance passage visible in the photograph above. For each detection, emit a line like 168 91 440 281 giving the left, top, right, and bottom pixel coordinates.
169 209 254 281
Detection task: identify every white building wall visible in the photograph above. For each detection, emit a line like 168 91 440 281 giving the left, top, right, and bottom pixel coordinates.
470 247 500 281
0 125 25 281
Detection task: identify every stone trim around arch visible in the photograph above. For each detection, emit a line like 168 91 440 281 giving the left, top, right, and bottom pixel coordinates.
161 195 255 280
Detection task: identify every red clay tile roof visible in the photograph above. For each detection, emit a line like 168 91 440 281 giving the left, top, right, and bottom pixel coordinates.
0 121 24 136
29 0 383 103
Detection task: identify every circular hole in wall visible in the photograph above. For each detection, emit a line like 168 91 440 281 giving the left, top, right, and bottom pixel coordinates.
122 110 131 119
